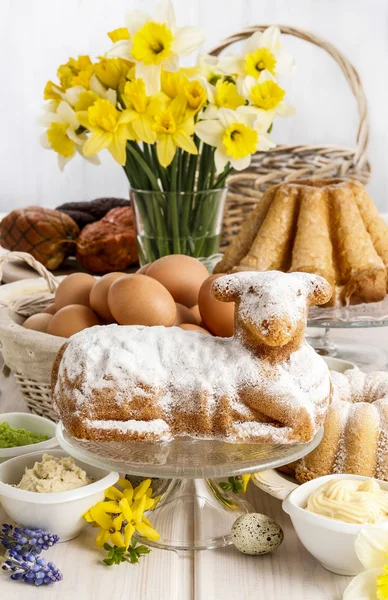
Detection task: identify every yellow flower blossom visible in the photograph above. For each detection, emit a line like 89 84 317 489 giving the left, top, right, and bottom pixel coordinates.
161 70 188 99
39 100 97 170
57 55 93 90
123 78 165 143
195 107 274 171
241 474 251 493
152 94 198 167
44 80 62 101
249 79 285 110
132 22 173 66
214 80 245 110
377 565 388 600
218 26 294 81
242 74 295 119
184 80 207 114
76 99 136 165
83 478 160 551
94 57 132 90
244 48 277 79
107 0 204 94
108 27 130 43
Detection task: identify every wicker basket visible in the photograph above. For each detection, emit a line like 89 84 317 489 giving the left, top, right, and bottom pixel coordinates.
0 252 63 421
209 25 371 247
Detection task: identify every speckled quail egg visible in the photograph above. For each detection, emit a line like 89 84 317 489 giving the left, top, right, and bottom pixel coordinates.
231 513 284 555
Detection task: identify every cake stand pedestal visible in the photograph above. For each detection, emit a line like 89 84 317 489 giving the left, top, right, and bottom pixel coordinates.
56 423 323 552
307 297 388 370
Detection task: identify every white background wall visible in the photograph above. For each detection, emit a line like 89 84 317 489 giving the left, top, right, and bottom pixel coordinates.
1 0 387 211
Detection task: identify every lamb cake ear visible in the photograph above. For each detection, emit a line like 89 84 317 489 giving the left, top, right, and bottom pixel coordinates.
296 272 333 306
211 274 241 303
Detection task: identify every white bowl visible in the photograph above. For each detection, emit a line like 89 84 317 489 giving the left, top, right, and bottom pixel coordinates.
323 356 355 372
0 413 58 463
0 449 119 541
282 474 388 576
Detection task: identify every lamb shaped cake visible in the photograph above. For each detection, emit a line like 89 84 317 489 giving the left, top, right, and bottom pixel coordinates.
52 270 333 445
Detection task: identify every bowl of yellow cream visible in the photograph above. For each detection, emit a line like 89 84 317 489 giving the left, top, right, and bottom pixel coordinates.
282 474 388 576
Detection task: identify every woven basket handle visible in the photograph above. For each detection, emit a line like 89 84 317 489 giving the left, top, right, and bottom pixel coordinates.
209 25 369 169
0 251 59 293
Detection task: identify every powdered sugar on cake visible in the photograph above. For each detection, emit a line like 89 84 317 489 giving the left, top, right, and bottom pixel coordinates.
53 270 333 444
54 323 330 443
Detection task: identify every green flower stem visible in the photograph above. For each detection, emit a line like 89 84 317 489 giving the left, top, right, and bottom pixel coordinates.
169 154 181 254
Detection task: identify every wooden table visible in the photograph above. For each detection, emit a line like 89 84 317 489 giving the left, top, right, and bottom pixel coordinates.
1 326 385 599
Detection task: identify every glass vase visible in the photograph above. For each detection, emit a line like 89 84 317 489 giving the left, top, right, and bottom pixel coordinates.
130 187 228 265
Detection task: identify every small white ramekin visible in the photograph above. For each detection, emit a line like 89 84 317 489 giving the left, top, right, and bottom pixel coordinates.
0 449 119 541
0 413 58 463
283 473 388 576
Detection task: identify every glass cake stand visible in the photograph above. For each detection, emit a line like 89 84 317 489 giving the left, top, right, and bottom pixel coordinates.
307 297 388 370
56 423 323 552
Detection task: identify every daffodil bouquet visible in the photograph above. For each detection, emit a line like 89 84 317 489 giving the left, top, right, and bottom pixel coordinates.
40 0 295 262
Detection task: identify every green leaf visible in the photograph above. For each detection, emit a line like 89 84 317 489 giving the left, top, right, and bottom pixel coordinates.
136 546 151 555
103 558 114 566
103 543 112 551
219 482 231 491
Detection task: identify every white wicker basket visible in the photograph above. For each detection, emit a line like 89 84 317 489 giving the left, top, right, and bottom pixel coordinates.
0 252 64 421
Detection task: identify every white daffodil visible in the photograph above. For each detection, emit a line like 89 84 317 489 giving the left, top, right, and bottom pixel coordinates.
39 101 99 170
195 107 275 172
218 26 295 82
107 0 205 95
197 53 222 84
241 72 295 121
344 525 388 600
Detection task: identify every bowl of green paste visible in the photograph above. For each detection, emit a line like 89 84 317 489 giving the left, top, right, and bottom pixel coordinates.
0 413 57 462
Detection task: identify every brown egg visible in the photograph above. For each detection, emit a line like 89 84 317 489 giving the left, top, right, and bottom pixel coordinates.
147 255 209 307
179 323 212 335
190 305 201 325
108 274 176 326
174 303 198 326
136 263 151 274
89 272 127 322
23 313 52 333
55 273 96 311
42 303 56 315
47 304 100 338
198 274 235 337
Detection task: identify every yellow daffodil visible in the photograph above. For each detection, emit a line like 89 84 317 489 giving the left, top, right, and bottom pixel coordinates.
241 73 295 119
94 57 132 90
202 79 245 121
123 79 165 143
344 527 388 599
184 80 207 114
58 55 94 90
241 474 251 493
161 70 188 99
218 26 295 81
39 101 98 170
195 106 274 171
107 0 204 94
108 28 130 43
152 94 198 167
76 99 136 165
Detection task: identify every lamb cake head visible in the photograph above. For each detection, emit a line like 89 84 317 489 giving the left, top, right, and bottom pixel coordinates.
211 270 332 350
52 270 332 446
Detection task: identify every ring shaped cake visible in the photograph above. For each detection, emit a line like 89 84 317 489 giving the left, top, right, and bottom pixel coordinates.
52 271 333 445
291 368 388 483
215 179 388 306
